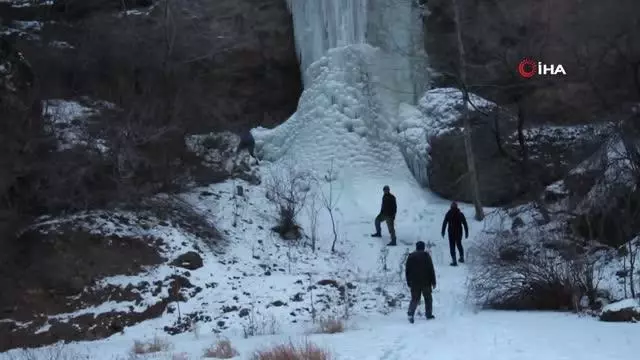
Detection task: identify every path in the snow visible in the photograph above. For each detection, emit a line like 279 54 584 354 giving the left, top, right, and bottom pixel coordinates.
331 173 478 323
300 310 639 360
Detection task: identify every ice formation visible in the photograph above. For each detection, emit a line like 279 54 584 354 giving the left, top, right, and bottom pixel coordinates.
286 0 368 86
285 0 428 108
253 44 413 184
255 0 433 192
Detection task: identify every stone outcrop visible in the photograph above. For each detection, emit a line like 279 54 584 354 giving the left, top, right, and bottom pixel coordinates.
600 299 640 322
399 88 608 206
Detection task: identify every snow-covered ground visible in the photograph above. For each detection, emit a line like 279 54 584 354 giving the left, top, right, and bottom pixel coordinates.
43 99 112 151
2 43 639 360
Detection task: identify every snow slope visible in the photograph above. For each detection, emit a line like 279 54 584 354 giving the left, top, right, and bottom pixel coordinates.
2 43 639 360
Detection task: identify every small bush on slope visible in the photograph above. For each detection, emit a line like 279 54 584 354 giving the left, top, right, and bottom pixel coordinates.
204 338 239 358
131 336 172 354
265 166 312 240
251 341 332 360
315 316 345 334
5 344 85 360
242 306 280 339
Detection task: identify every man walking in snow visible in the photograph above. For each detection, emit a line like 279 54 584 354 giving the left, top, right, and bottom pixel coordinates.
441 201 469 266
371 185 397 246
405 241 436 323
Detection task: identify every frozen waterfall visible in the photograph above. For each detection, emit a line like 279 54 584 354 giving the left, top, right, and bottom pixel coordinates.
286 0 368 86
285 0 429 108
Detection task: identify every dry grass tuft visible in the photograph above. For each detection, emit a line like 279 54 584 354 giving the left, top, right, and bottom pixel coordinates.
251 341 331 360
203 338 239 358
316 316 345 334
131 336 172 354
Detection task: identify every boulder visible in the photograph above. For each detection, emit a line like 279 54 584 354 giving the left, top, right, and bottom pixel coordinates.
600 299 640 322
399 88 523 205
171 251 203 270
186 131 261 185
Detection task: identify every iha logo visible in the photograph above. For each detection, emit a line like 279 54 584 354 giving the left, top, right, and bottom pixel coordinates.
518 58 567 78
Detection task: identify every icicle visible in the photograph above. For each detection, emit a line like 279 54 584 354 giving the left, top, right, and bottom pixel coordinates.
286 0 368 87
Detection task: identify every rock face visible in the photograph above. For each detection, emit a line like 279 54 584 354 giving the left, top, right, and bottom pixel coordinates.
423 0 640 125
600 299 640 322
399 88 608 206
0 226 169 351
2 0 302 133
0 37 35 114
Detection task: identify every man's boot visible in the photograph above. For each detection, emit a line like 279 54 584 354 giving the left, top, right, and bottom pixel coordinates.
458 257 464 264
387 241 397 246
371 233 381 237
426 314 435 320
450 260 458 266
408 315 414 324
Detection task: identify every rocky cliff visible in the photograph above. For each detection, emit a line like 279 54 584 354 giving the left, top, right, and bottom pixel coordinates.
0 0 302 132
423 0 640 124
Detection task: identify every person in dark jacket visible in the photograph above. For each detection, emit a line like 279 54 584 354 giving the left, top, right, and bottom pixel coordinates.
441 201 469 266
237 130 258 162
371 185 397 246
405 241 436 323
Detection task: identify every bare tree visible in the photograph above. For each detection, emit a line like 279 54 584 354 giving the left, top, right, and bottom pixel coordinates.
452 0 484 220
617 120 640 298
305 192 321 252
320 161 342 252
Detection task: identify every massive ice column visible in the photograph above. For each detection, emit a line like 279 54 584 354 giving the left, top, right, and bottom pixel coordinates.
286 0 429 109
286 0 369 88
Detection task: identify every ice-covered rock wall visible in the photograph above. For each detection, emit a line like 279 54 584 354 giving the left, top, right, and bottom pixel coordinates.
285 0 428 110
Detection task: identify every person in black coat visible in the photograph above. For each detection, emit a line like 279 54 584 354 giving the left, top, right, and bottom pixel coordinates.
441 201 469 266
237 129 258 162
405 241 436 323
371 185 397 246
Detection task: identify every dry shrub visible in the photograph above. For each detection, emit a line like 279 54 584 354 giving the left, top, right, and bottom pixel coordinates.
204 338 239 359
251 341 331 360
5 344 85 360
315 317 345 334
131 336 172 354
468 225 588 311
242 308 280 339
265 166 312 240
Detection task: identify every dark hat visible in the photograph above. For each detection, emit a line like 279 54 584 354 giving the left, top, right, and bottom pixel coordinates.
383 185 390 191
416 241 425 250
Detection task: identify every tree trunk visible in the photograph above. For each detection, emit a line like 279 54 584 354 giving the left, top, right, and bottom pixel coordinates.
452 0 484 221
516 99 551 222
